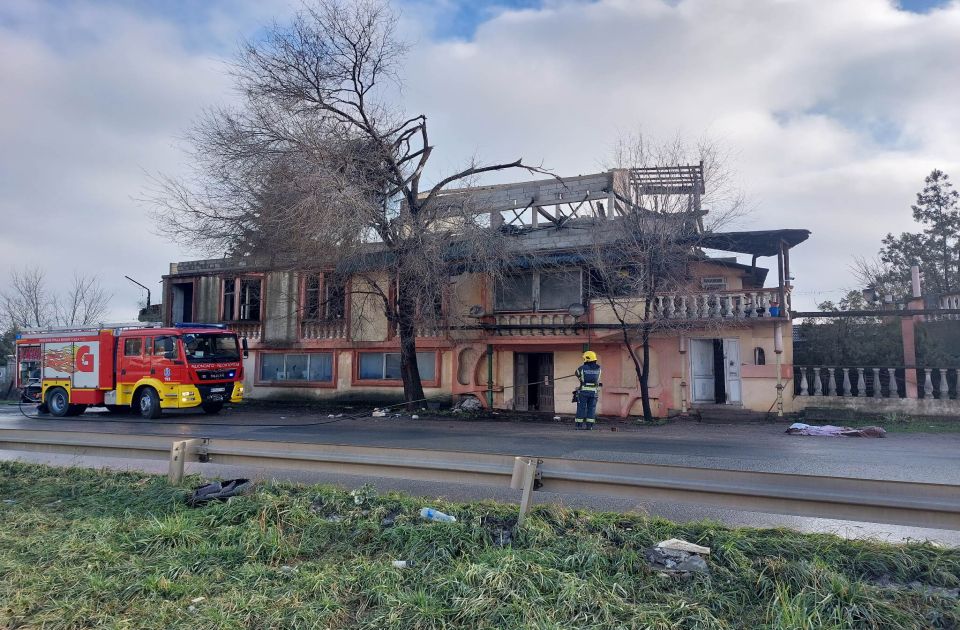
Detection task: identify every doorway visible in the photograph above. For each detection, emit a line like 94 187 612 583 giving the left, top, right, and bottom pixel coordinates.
171 282 194 324
513 352 554 412
690 338 741 404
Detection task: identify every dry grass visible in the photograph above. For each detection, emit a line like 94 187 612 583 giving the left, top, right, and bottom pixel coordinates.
0 461 957 629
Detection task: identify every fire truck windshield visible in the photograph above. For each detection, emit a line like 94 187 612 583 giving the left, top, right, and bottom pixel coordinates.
182 333 240 363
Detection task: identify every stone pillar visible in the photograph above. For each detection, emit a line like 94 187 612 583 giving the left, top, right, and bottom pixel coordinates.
813 367 823 396
799 368 808 396
826 367 836 396
872 368 881 398
923 368 934 400
842 368 852 396
856 368 866 397
901 315 918 399
939 368 950 400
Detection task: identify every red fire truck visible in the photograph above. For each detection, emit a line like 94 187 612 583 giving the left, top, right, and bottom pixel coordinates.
15 323 246 419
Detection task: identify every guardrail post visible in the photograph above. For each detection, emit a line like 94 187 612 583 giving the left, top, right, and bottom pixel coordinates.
510 456 540 526
168 438 205 484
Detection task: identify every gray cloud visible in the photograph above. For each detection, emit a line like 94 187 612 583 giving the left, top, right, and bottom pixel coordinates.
1 0 957 319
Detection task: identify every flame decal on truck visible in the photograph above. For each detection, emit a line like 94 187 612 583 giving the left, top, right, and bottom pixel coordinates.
44 346 77 374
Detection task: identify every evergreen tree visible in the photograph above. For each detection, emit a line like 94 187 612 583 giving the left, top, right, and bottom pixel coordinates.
877 170 960 297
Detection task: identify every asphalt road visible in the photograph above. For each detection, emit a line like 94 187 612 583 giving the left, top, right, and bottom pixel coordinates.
1 403 958 483
3 403 959 545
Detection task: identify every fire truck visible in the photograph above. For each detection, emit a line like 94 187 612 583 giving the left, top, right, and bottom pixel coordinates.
15 323 246 419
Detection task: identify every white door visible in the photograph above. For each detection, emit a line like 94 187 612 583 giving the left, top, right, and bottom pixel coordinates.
723 339 742 404
690 339 715 403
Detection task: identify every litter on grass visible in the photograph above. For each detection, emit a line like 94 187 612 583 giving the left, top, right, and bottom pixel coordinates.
186 479 253 507
786 422 887 437
420 507 456 522
645 538 711 577
657 538 711 555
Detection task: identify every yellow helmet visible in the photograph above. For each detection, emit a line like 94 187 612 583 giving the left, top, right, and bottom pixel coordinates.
582 350 597 362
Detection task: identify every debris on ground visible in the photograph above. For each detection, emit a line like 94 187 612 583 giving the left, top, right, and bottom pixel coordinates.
452 396 483 413
645 539 711 577
391 560 413 569
420 507 456 522
279 565 298 576
411 414 419 420
380 509 400 528
350 483 377 506
483 515 516 548
371 409 387 417
657 538 711 555
191 597 206 604
325 514 345 523
186 479 252 507
786 422 887 437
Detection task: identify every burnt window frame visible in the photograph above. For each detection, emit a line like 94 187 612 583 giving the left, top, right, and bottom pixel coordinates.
221 275 263 322
494 268 583 313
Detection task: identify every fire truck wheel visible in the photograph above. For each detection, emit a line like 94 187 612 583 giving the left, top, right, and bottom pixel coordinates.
136 387 162 419
46 388 70 417
201 402 224 415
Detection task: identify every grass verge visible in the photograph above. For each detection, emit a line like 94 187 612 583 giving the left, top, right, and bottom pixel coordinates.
1 461 958 629
801 408 960 433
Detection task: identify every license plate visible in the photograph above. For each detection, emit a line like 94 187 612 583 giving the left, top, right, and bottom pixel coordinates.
211 387 225 393
208 394 224 401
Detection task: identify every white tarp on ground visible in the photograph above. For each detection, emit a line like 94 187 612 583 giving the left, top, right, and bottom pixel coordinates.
786 423 887 438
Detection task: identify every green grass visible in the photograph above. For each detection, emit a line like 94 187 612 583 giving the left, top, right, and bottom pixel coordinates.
1 462 958 629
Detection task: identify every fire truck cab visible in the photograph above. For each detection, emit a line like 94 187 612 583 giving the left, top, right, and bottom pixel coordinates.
15 323 246 419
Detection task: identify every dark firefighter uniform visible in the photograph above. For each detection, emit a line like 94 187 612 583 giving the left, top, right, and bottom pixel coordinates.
575 351 601 430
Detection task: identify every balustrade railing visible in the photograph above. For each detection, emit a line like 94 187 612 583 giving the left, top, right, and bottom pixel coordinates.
935 295 960 320
493 313 581 336
651 289 785 320
300 319 347 340
228 321 262 342
793 366 960 400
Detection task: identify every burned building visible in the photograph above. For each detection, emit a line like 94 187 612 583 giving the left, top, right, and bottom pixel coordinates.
163 164 809 417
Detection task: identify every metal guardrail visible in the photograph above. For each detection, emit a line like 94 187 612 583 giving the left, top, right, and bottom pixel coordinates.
1 427 958 531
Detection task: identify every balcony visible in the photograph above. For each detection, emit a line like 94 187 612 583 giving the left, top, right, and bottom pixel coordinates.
301 319 347 340
650 289 787 320
492 312 582 336
228 321 262 341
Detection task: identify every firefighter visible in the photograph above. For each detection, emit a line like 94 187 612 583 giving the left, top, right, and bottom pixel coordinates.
574 350 601 430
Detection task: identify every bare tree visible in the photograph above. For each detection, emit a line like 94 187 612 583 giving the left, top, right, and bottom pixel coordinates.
150 0 548 404
53 273 111 327
1 267 52 329
586 135 746 421
1 267 111 330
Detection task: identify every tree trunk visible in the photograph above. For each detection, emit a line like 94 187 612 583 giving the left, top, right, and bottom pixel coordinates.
638 326 653 422
395 277 425 407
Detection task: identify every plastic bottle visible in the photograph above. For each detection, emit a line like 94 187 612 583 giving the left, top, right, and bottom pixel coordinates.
420 507 457 522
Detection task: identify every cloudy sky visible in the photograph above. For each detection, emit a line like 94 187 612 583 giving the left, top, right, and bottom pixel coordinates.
1 0 958 319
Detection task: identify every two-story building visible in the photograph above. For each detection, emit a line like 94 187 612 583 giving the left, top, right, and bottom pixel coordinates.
162 165 809 418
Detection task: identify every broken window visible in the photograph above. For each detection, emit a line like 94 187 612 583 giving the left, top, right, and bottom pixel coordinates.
589 266 644 298
539 270 582 311
304 275 322 320
239 278 261 321
495 269 582 312
495 273 535 311
222 276 261 321
222 278 236 321
325 277 346 320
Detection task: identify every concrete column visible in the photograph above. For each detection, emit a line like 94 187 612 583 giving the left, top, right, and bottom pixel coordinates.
901 313 918 399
